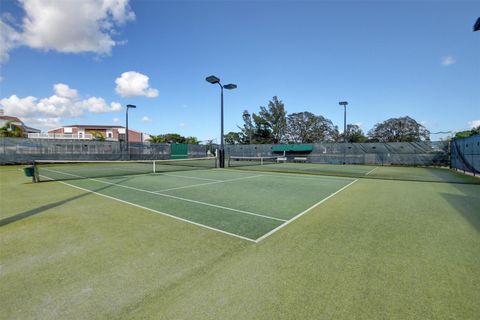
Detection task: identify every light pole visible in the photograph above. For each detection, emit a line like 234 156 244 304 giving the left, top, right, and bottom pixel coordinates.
206 75 237 168
339 101 348 164
126 104 136 160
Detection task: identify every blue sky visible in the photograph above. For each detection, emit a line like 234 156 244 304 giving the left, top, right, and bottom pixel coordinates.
0 0 479 142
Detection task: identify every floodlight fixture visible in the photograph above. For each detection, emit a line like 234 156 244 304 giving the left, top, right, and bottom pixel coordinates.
474 17 480 31
223 84 237 90
205 75 237 168
339 101 348 106
206 75 220 84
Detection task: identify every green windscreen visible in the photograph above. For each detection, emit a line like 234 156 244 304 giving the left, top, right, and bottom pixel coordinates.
272 144 313 152
171 143 188 159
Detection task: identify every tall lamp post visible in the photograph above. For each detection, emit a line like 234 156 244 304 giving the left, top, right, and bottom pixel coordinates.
206 75 237 168
126 104 136 160
339 101 348 165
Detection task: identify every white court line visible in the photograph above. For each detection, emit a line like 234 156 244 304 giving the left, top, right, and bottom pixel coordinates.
222 168 354 182
160 173 221 182
254 179 358 243
365 167 379 175
154 174 263 193
41 168 286 223
50 178 256 243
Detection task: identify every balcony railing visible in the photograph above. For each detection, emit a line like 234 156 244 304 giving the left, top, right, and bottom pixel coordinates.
28 133 94 140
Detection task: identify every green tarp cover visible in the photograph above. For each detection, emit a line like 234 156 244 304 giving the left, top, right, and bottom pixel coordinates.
271 144 313 152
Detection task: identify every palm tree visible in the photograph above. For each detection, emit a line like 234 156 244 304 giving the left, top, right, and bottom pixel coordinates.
91 131 106 141
0 121 23 137
148 135 166 143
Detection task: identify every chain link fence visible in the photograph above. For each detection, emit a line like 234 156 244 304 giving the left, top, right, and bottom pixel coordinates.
226 141 450 166
451 135 480 175
0 138 208 164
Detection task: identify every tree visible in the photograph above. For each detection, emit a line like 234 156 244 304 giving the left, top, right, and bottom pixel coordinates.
147 133 200 144
329 126 342 142
238 97 287 144
238 110 255 144
251 112 273 144
148 135 165 143
0 121 23 137
286 112 338 143
184 136 199 144
238 109 273 144
454 126 480 138
90 131 105 141
345 124 367 143
257 96 287 143
224 131 242 144
367 116 430 142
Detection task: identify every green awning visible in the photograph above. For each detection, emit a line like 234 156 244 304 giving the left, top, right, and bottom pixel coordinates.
271 144 313 152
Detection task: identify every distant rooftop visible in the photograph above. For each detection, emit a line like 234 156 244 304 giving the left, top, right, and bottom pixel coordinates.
64 125 125 129
0 115 23 123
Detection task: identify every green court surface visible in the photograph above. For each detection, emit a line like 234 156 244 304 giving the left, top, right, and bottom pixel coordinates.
45 169 355 241
1 164 479 319
36 164 354 241
229 161 480 184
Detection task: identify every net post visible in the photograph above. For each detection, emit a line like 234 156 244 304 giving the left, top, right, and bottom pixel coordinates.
153 160 156 173
32 161 39 183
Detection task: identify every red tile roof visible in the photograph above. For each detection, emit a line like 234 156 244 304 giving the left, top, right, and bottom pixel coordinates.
65 125 125 129
0 116 23 123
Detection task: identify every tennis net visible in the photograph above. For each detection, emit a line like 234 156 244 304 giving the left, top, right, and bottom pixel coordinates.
33 157 217 182
227 155 480 185
227 156 279 168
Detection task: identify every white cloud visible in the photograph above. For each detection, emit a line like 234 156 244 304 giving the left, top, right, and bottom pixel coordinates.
54 83 78 99
22 117 62 129
141 116 150 122
112 117 120 123
179 122 186 128
0 95 38 116
441 55 456 66
468 120 480 128
115 71 159 98
0 83 122 129
0 0 135 64
0 20 22 63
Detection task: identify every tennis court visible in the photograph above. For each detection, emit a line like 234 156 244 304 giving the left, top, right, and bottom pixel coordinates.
30 157 479 242
2 158 480 320
35 160 356 241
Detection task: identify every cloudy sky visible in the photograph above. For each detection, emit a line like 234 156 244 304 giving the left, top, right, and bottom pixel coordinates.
0 0 479 141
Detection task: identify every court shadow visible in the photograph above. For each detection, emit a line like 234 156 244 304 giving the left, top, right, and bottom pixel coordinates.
440 191 480 232
0 178 128 227
427 167 480 185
